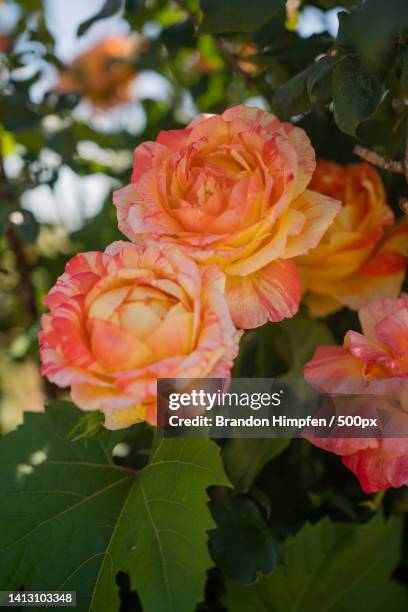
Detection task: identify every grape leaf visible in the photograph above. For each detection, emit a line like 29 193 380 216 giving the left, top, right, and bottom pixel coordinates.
222 438 290 493
209 497 277 584
256 314 334 379
224 513 408 611
0 402 229 612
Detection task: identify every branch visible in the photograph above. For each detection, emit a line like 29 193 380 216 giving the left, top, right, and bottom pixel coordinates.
353 145 404 174
0 151 58 399
5 224 37 323
0 156 37 324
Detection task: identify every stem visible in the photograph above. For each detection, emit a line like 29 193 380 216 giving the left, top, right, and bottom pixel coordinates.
359 489 386 512
353 145 404 174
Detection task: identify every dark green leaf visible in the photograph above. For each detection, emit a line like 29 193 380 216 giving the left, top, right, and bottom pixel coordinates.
209 497 277 584
264 35 332 67
222 438 290 493
337 0 406 73
332 56 384 136
306 56 337 104
0 402 229 612
335 11 357 51
199 0 285 34
77 0 124 36
272 65 315 120
224 514 408 611
161 18 196 54
256 314 334 379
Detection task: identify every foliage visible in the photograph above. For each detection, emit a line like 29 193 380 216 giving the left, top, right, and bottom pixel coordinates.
224 514 408 611
0 402 228 611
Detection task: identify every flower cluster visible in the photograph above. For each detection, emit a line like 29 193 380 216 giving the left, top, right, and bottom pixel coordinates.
40 105 408 442
40 105 340 426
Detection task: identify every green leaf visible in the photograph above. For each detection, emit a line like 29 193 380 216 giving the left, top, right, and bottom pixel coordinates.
77 0 124 36
222 438 290 493
209 497 277 584
67 410 106 441
234 315 333 379
336 1 404 73
224 513 408 611
335 11 357 51
256 314 334 378
306 56 338 105
199 0 285 34
272 65 315 120
93 435 230 612
0 402 229 612
332 56 384 136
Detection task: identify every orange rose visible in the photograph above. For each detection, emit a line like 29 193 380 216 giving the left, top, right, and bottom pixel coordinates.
114 105 340 329
57 36 143 110
39 242 241 429
297 161 408 316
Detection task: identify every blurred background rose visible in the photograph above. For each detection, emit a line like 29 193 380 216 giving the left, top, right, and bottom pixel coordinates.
57 35 146 110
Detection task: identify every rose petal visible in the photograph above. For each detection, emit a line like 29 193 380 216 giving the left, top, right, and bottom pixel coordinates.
226 259 301 329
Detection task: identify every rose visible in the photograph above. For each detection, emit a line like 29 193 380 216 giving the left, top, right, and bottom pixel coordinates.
57 36 143 110
39 242 241 429
114 105 340 329
296 161 408 316
304 294 408 492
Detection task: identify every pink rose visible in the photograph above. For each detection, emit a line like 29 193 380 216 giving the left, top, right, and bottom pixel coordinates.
304 294 408 492
39 242 241 429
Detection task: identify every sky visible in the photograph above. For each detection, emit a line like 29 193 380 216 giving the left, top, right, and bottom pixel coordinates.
2 1 342 230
